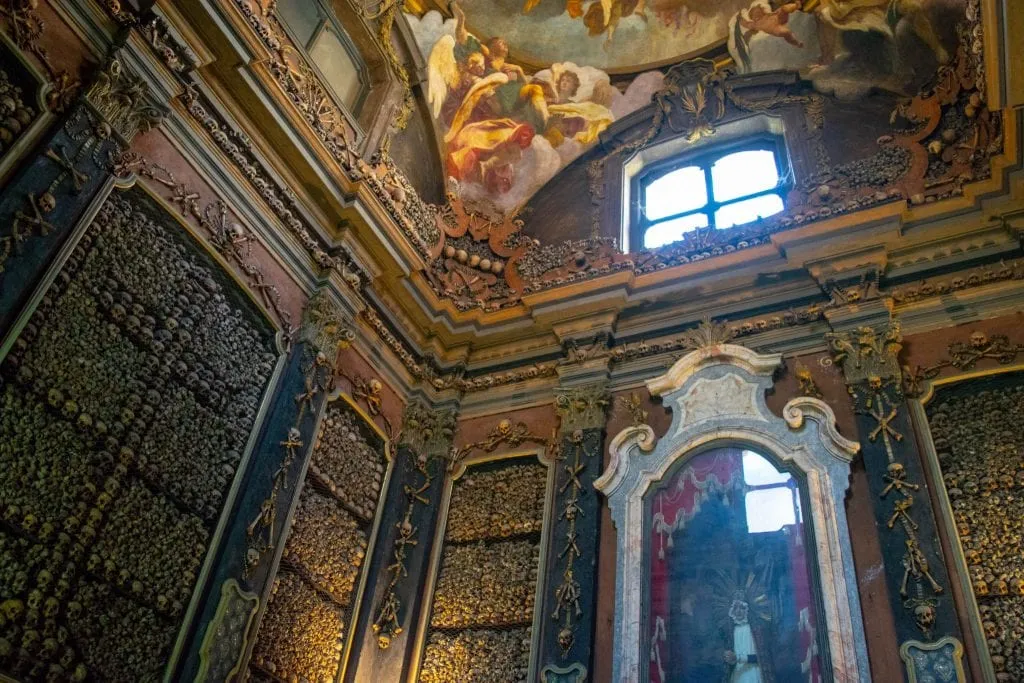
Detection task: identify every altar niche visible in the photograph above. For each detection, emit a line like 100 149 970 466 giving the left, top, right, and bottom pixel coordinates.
597 344 871 683
647 446 825 683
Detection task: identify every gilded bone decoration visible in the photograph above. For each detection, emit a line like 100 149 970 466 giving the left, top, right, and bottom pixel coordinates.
113 154 295 333
0 0 80 110
827 322 944 636
371 402 456 649
244 292 352 577
904 331 1024 397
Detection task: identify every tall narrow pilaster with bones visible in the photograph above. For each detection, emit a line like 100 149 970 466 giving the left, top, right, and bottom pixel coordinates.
826 316 969 681
538 356 610 682
348 396 458 682
177 287 355 680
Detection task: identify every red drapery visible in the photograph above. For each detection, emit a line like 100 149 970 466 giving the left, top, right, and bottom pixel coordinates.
648 450 744 683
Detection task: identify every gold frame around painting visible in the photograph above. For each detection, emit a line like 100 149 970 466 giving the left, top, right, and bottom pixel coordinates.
907 361 1024 683
408 444 558 683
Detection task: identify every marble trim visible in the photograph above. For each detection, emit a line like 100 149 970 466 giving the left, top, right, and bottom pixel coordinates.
596 344 870 683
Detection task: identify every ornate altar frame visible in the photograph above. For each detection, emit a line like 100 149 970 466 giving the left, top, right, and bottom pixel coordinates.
596 344 871 683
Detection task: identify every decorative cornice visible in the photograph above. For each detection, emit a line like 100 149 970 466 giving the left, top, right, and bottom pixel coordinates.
179 84 366 289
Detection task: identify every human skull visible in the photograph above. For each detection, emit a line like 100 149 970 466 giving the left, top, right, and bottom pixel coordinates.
970 331 989 348
43 598 59 619
61 400 78 420
27 590 43 611
974 579 990 596
557 626 575 652
983 620 998 639
36 569 52 591
0 599 24 622
36 192 56 214
914 603 936 631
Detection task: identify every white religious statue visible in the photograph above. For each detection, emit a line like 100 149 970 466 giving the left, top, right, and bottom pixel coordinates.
724 597 764 683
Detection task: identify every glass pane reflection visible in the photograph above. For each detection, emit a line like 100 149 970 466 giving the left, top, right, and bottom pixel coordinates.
646 447 822 682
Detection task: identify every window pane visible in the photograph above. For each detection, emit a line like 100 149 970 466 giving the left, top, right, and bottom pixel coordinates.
277 0 321 46
643 166 707 221
711 149 779 202
310 25 364 111
643 212 708 249
714 193 784 229
745 488 797 533
743 450 791 486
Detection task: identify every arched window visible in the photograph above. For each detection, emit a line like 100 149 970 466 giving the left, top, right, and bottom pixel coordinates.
634 139 788 249
645 446 823 682
276 0 370 115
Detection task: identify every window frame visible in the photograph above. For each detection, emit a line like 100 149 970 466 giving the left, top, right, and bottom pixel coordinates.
632 135 790 250
276 0 371 118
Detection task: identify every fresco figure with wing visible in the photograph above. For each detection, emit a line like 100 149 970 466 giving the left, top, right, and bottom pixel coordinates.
426 2 615 197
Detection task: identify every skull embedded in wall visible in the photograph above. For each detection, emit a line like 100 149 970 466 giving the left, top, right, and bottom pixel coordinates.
914 603 936 632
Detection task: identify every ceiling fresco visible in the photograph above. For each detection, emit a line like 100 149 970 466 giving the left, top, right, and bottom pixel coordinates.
414 0 748 73
405 0 974 216
406 4 665 212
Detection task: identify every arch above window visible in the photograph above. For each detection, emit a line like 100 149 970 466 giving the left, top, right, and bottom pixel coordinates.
597 344 870 683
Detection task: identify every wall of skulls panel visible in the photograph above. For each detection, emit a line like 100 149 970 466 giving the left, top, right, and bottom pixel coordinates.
419 458 548 683
0 189 277 682
927 372 1024 681
249 401 386 682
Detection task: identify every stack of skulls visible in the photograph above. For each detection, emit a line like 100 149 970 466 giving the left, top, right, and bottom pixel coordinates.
419 627 532 683
251 572 345 682
310 408 385 522
283 487 368 605
430 540 539 629
446 464 546 544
